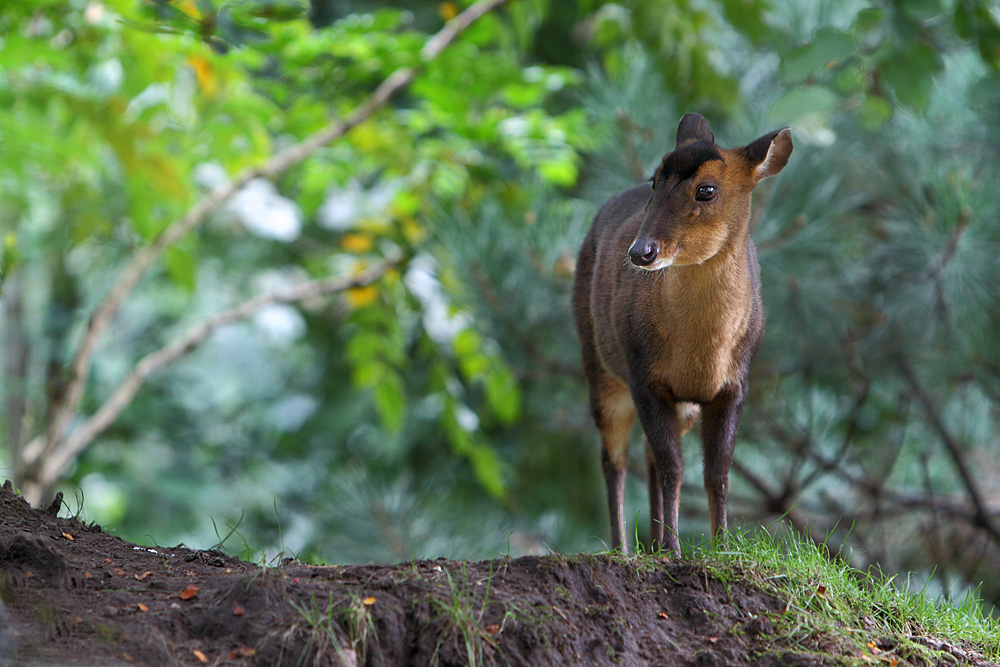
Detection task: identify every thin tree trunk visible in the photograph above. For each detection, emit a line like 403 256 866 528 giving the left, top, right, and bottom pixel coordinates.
2 274 29 479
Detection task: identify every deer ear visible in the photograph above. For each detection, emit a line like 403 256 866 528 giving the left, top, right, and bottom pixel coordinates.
675 113 715 147
744 128 793 182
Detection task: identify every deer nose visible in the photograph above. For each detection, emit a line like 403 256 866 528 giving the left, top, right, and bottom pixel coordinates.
628 238 659 267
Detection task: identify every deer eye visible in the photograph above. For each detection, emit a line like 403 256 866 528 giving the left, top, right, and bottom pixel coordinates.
695 184 717 201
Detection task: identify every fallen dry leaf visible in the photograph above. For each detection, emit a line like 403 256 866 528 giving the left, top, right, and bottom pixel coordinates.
658 612 669 620
134 571 153 581
707 636 719 644
137 603 149 612
179 585 201 601
362 596 376 606
485 623 500 635
83 572 93 579
816 584 827 598
233 605 245 616
229 646 256 658
61 532 74 541
192 649 208 663
867 640 881 653
112 567 125 577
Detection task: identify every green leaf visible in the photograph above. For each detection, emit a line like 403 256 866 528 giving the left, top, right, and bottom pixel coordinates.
852 8 886 33
896 0 942 20
857 95 893 130
880 43 942 112
346 332 381 367
539 159 578 186
721 0 771 46
485 369 521 425
373 372 406 432
972 5 1000 70
1 232 19 276
164 244 197 293
769 85 840 123
781 29 857 84
465 440 506 499
441 403 505 498
953 1 974 40
453 328 482 358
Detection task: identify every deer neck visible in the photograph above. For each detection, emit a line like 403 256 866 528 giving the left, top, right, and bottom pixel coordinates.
658 228 754 338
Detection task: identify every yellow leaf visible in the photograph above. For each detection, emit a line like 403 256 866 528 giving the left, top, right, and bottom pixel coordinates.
346 285 379 308
341 233 374 253
402 217 426 244
439 2 458 20
186 55 217 95
178 0 200 19
362 596 376 605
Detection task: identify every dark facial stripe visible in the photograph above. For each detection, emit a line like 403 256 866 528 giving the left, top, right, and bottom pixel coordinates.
657 141 723 183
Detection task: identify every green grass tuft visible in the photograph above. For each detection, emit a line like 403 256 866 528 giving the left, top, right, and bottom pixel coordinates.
688 527 1000 663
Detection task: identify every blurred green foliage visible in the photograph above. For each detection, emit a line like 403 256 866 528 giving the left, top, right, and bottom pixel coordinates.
2 0 1000 613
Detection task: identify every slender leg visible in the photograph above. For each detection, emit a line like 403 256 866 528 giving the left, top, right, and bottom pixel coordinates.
630 379 683 555
601 447 627 551
591 385 635 552
644 438 663 551
700 386 747 543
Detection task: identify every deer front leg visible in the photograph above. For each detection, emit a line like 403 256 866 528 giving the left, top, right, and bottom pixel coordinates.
631 380 683 555
700 385 747 543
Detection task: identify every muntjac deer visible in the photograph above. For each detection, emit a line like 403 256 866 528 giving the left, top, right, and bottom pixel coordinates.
573 113 792 554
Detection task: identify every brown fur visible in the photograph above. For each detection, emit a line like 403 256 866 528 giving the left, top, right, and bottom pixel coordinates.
573 114 792 553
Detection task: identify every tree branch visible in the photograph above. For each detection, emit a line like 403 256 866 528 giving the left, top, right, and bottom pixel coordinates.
25 0 508 495
898 360 1000 544
25 255 400 500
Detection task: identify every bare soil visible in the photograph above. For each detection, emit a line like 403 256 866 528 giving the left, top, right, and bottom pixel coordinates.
0 482 993 666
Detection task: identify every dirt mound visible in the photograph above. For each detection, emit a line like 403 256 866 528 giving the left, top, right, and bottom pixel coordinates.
0 481 990 666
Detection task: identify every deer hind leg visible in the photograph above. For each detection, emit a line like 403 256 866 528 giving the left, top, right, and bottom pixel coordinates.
591 383 635 553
